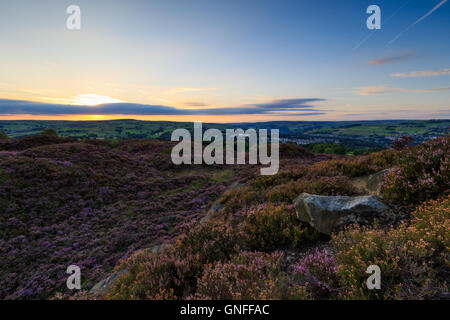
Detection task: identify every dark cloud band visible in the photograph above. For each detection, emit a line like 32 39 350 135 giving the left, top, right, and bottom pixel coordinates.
0 98 326 116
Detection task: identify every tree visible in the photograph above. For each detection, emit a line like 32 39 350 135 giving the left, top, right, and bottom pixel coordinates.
0 130 8 140
41 128 58 137
391 136 414 150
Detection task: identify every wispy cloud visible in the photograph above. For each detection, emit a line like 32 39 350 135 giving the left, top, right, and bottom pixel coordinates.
356 85 450 96
356 85 401 95
165 87 217 94
182 101 210 107
391 68 450 77
0 97 327 116
387 0 448 46
250 98 326 109
415 87 450 93
366 51 415 65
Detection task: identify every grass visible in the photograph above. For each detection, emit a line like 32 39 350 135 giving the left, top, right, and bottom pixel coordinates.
211 169 235 182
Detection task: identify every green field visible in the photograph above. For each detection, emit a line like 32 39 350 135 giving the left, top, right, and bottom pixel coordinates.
0 119 448 140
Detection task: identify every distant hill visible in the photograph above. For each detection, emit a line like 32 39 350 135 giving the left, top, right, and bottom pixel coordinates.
0 119 448 149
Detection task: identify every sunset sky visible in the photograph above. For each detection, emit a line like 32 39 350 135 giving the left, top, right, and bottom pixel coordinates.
0 0 449 122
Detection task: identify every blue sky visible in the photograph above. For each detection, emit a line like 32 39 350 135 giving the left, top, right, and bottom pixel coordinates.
0 0 449 121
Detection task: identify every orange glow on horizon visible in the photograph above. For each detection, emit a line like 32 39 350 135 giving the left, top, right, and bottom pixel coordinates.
0 113 332 123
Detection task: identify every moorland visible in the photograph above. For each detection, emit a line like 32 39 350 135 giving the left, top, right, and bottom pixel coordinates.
0 122 448 300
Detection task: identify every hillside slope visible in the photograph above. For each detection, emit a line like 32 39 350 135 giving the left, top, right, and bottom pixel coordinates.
0 135 448 299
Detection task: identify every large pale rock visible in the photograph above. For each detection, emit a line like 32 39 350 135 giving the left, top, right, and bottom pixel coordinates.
366 169 391 195
350 168 392 196
293 193 391 235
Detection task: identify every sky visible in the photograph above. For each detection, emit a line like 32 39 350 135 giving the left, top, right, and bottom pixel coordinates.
0 0 449 122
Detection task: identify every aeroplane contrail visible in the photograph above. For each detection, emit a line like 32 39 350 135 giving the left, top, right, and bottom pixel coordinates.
387 0 448 46
353 0 410 51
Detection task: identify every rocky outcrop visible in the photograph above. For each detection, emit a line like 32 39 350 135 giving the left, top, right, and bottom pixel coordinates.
200 182 244 225
366 169 391 195
350 168 392 196
150 243 172 254
293 193 391 235
90 269 128 296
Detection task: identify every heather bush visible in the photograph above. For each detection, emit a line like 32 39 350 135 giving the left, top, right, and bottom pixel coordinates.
220 185 262 215
0 134 76 151
333 195 449 299
382 137 449 204
293 248 339 299
266 175 359 203
248 166 309 191
106 246 193 299
391 136 414 150
279 143 313 159
308 149 397 179
240 204 318 250
192 251 288 299
107 220 241 299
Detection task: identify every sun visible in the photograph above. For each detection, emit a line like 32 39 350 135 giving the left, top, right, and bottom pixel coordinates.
70 94 125 106
39 94 125 106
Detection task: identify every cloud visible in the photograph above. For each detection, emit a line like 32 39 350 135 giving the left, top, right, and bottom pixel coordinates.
250 98 326 109
165 87 217 94
391 68 450 77
356 85 450 96
387 0 448 45
366 51 415 65
0 99 184 115
182 101 209 107
414 87 450 93
0 98 327 116
40 94 125 106
356 85 402 95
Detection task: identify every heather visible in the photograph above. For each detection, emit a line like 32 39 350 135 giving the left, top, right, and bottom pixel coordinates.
240 204 318 250
106 137 449 300
0 136 234 299
192 251 288 300
333 195 449 299
1 134 448 300
292 248 339 299
106 219 242 299
219 147 397 214
382 136 449 204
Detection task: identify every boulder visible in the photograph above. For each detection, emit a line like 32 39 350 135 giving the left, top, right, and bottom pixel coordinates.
350 168 392 196
293 193 391 235
366 169 391 195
